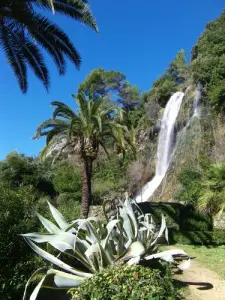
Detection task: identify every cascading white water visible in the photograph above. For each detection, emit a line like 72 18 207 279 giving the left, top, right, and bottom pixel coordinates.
182 84 202 130
193 83 201 117
136 91 185 203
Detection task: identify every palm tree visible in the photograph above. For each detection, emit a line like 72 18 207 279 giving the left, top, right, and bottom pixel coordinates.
34 94 136 217
0 0 98 93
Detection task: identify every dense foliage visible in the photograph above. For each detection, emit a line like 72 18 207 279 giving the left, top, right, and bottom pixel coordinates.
143 50 189 108
69 264 176 300
0 153 81 299
139 202 213 231
191 10 225 110
0 151 134 299
78 68 141 112
0 184 41 300
169 229 225 246
176 163 225 216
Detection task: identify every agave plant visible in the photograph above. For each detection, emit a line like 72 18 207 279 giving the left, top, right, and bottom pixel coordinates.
22 199 190 299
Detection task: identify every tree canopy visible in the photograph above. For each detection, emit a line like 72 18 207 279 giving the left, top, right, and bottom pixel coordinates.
191 10 225 110
78 68 141 111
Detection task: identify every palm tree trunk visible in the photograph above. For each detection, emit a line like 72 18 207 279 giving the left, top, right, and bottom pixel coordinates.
81 156 93 218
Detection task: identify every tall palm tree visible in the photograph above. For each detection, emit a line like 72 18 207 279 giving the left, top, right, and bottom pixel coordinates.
34 94 136 217
0 0 98 93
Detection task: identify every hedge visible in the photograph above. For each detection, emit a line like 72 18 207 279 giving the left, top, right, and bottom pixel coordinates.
168 229 225 245
69 264 176 300
138 202 213 231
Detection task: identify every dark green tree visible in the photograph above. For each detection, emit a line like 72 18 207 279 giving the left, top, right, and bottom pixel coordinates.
143 50 189 107
191 11 225 110
78 68 141 111
0 0 98 92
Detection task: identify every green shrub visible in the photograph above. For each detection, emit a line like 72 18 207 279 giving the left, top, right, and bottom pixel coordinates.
148 76 178 107
191 11 225 110
175 167 202 204
138 202 213 231
143 50 189 108
169 229 225 245
53 164 82 197
179 210 213 231
93 155 128 200
56 195 81 221
69 264 176 300
176 163 225 216
0 185 41 300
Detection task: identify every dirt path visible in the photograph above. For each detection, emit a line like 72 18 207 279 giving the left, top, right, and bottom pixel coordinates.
175 259 225 300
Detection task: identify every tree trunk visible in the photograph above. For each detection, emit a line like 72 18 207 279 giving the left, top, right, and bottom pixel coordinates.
81 156 93 218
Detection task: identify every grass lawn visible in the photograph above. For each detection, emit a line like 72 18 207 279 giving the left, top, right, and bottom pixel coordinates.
174 244 225 279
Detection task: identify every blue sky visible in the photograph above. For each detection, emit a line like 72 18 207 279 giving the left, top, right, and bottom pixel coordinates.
0 0 224 160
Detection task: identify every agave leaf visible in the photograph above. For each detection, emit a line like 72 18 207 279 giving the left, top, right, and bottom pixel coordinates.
23 268 47 300
123 241 145 260
74 235 91 253
75 219 100 246
165 227 169 243
30 276 46 300
119 207 133 240
103 199 111 222
101 219 120 249
85 243 102 271
84 241 112 270
99 243 114 267
145 249 189 265
22 232 75 246
36 213 60 234
73 247 94 272
123 201 138 238
116 217 126 255
25 269 87 300
24 238 92 278
151 214 167 246
47 269 87 288
126 255 141 266
47 201 69 230
85 222 99 243
64 220 79 233
22 232 79 253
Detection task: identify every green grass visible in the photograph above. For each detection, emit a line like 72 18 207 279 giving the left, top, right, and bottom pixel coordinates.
175 244 225 279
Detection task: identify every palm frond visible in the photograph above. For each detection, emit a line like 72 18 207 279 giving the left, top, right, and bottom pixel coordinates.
20 38 50 90
0 25 27 92
0 0 97 92
51 101 76 119
35 0 98 32
35 119 69 138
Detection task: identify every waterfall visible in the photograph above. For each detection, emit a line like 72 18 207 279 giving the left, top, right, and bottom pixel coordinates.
136 91 185 203
193 83 201 117
183 84 202 130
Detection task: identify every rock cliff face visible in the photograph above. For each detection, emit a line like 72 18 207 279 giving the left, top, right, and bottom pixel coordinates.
137 11 225 214
138 85 225 226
